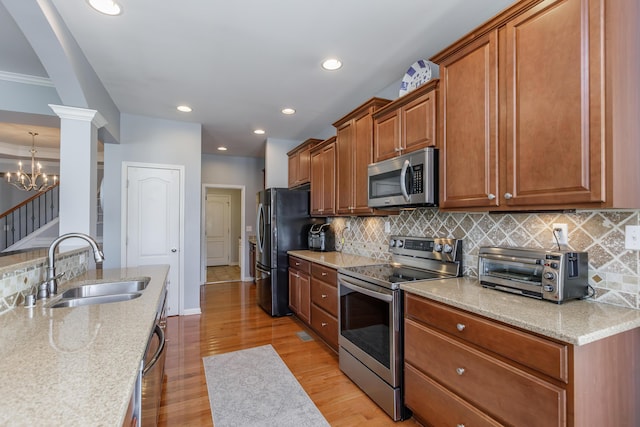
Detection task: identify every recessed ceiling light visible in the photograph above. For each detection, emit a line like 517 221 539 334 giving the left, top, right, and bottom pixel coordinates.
281 108 296 115
254 129 266 135
217 146 228 151
321 58 342 71
177 105 192 113
87 0 122 16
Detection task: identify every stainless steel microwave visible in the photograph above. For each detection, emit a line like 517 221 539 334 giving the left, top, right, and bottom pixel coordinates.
367 148 438 209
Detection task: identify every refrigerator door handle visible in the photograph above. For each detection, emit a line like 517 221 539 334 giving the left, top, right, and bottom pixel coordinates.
256 202 264 253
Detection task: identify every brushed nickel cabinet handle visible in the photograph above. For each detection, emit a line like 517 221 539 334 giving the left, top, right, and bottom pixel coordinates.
321 272 327 276
456 323 466 332
456 367 465 376
321 294 327 298
504 192 513 199
321 322 328 327
487 193 496 200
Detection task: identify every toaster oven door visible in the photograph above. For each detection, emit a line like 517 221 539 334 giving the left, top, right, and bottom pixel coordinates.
479 255 545 296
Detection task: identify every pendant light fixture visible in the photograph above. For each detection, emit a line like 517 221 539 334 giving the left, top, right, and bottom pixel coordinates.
5 132 58 192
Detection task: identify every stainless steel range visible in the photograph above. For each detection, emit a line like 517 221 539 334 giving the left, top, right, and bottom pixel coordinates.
337 236 462 421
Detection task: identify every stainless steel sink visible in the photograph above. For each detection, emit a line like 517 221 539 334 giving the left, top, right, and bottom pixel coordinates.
48 292 142 308
45 277 150 309
58 277 150 299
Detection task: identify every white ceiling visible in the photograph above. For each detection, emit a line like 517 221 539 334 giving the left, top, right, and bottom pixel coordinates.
1 0 515 158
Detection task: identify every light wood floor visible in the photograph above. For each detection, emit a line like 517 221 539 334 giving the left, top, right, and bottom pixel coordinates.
205 265 241 283
158 281 420 426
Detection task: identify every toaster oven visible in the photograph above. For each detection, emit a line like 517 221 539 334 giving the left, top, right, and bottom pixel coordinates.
478 246 589 303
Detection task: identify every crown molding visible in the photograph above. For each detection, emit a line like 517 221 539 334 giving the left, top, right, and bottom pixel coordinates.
0 71 54 87
48 104 108 128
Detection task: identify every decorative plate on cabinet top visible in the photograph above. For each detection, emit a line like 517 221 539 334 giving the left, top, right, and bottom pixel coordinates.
399 59 438 97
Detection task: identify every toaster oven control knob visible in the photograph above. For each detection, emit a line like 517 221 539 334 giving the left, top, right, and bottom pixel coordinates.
434 243 443 252
551 262 559 269
390 239 396 247
544 285 555 292
544 272 555 280
396 240 404 247
443 244 453 253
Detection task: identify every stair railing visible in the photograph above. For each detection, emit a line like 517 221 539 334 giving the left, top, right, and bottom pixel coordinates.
0 183 60 252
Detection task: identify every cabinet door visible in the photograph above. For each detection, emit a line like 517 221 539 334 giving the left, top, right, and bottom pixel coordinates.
322 143 336 215
373 109 400 162
287 153 297 188
310 149 324 215
402 89 437 153
352 112 376 213
297 145 312 185
298 273 310 323
288 269 299 313
504 0 604 206
336 122 354 214
440 31 499 209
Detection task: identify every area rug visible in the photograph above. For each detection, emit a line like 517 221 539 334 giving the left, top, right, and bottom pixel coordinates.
203 345 330 427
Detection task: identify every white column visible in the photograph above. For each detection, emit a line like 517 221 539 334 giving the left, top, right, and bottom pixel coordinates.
49 104 107 240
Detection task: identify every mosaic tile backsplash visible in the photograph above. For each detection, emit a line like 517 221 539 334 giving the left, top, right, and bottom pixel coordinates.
330 209 640 310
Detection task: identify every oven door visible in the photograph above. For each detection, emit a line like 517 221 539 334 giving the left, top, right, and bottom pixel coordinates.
338 273 401 387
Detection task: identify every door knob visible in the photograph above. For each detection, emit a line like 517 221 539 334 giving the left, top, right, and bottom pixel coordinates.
171 248 177 252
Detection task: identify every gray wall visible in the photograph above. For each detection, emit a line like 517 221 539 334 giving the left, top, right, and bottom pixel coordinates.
103 113 202 313
202 153 264 276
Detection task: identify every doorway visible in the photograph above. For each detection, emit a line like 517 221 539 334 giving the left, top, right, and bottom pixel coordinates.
201 184 245 284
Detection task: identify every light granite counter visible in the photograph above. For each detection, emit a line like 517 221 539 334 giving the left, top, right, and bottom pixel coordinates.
402 277 640 346
0 264 169 427
287 250 381 270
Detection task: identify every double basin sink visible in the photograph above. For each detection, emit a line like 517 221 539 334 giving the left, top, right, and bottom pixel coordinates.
46 277 151 308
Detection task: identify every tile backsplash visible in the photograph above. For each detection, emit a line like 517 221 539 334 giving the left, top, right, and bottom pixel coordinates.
331 209 640 310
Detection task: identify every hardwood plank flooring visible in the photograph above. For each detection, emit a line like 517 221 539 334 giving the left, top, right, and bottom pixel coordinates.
158 281 420 426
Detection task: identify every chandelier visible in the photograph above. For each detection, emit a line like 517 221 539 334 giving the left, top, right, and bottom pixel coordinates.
5 131 58 192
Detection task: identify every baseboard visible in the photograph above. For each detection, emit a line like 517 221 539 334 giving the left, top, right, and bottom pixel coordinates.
181 308 202 316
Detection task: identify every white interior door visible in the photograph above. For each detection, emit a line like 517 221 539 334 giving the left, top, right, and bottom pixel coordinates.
206 194 230 266
125 165 181 316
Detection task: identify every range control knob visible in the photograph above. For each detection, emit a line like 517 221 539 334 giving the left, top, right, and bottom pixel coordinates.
543 272 555 280
434 243 443 252
443 244 453 254
544 285 555 292
396 240 404 248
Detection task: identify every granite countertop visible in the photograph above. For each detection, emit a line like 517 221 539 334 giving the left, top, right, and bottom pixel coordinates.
287 250 381 269
0 264 169 426
402 277 640 346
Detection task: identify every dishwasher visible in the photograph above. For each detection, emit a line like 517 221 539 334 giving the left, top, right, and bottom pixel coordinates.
141 285 168 426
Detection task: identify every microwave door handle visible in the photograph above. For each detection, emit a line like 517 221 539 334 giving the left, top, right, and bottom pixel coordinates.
400 159 411 202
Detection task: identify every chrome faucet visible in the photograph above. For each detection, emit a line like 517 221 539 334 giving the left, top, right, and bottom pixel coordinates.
39 233 105 299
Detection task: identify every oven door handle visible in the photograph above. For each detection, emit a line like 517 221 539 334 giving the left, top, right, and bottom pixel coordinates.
480 254 543 265
339 276 393 302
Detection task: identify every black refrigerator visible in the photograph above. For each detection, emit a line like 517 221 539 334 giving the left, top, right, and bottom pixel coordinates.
255 188 321 316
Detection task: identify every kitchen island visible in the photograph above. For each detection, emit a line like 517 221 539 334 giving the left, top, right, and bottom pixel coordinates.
0 264 169 426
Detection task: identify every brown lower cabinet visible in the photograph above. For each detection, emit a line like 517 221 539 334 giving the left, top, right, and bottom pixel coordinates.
288 255 338 352
404 293 640 427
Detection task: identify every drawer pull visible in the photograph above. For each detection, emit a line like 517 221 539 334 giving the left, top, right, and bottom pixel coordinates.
321 322 328 327
321 272 327 276
456 323 466 332
295 262 300 266
456 367 465 376
321 294 328 299
457 424 466 427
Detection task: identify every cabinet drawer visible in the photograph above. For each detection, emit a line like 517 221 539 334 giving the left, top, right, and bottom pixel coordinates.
289 256 311 275
405 294 568 382
311 304 338 351
311 277 337 317
311 263 337 283
405 363 502 427
405 319 565 427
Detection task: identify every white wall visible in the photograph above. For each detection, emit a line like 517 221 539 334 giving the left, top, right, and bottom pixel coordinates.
201 154 264 275
264 138 298 188
102 113 202 312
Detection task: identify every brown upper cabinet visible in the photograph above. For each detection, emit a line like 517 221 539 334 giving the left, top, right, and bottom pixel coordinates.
433 0 640 210
333 98 391 216
373 80 438 163
287 138 322 188
310 136 336 216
